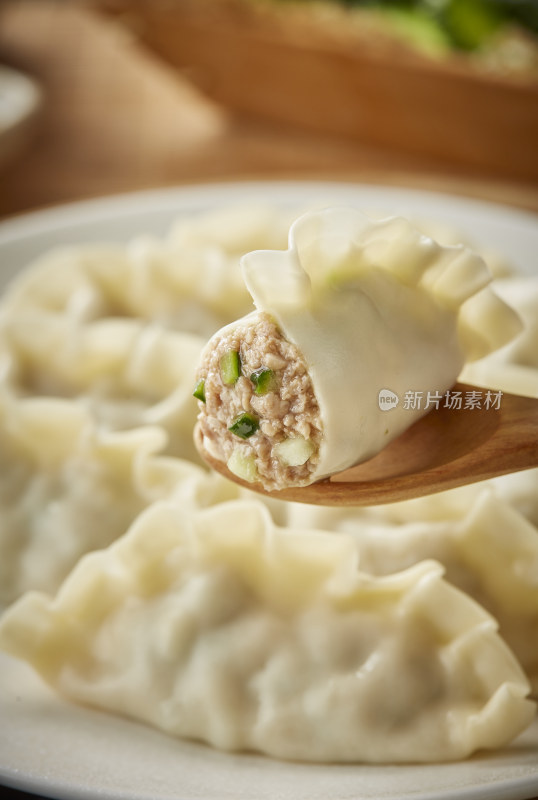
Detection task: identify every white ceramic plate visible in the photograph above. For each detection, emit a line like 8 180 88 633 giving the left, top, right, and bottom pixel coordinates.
0 65 42 168
0 181 537 800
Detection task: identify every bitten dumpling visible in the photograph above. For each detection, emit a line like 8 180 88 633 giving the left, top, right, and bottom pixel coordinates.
194 208 521 490
0 500 533 763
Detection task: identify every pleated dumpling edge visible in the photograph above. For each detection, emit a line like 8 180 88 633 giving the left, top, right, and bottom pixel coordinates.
0 498 534 763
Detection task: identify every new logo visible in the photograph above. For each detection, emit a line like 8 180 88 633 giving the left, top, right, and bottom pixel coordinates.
378 389 399 411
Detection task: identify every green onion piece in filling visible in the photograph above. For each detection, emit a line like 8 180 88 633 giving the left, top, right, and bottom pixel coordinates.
228 412 260 439
220 350 241 385
250 367 278 395
192 379 206 403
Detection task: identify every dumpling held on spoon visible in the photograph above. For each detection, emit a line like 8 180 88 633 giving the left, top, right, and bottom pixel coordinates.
194 208 520 491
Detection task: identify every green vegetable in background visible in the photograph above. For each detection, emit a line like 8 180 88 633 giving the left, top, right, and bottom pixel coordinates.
439 0 503 50
282 0 538 52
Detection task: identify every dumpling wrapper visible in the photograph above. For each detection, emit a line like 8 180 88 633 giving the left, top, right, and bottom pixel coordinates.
1 312 205 461
196 208 521 489
461 276 538 399
0 206 290 337
287 483 538 691
0 394 240 607
0 499 533 763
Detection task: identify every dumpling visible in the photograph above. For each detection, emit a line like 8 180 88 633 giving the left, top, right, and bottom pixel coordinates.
0 499 533 763
461 276 538 398
0 206 290 337
194 207 521 490
0 393 240 607
1 311 204 461
287 484 538 692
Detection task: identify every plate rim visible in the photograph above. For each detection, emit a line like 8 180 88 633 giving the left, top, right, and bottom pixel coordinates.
0 179 537 800
1 178 538 237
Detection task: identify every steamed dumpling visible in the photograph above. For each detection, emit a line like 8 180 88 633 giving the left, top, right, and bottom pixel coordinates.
0 394 240 607
1 313 204 461
461 276 538 398
194 208 521 490
287 484 538 692
0 500 533 763
0 206 290 336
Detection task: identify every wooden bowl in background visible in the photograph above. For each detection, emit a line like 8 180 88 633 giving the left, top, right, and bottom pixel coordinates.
97 0 538 183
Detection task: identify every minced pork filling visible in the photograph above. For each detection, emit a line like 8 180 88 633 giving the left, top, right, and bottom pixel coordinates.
195 312 322 490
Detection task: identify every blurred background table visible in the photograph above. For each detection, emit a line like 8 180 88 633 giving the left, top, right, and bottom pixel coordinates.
0 0 537 220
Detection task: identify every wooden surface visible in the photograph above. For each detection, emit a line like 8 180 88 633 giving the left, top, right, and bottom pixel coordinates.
0 0 537 221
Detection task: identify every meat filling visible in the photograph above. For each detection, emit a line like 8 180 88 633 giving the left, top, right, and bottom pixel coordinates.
195 312 322 490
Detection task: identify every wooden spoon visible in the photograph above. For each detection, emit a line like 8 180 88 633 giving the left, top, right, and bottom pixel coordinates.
195 383 538 506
